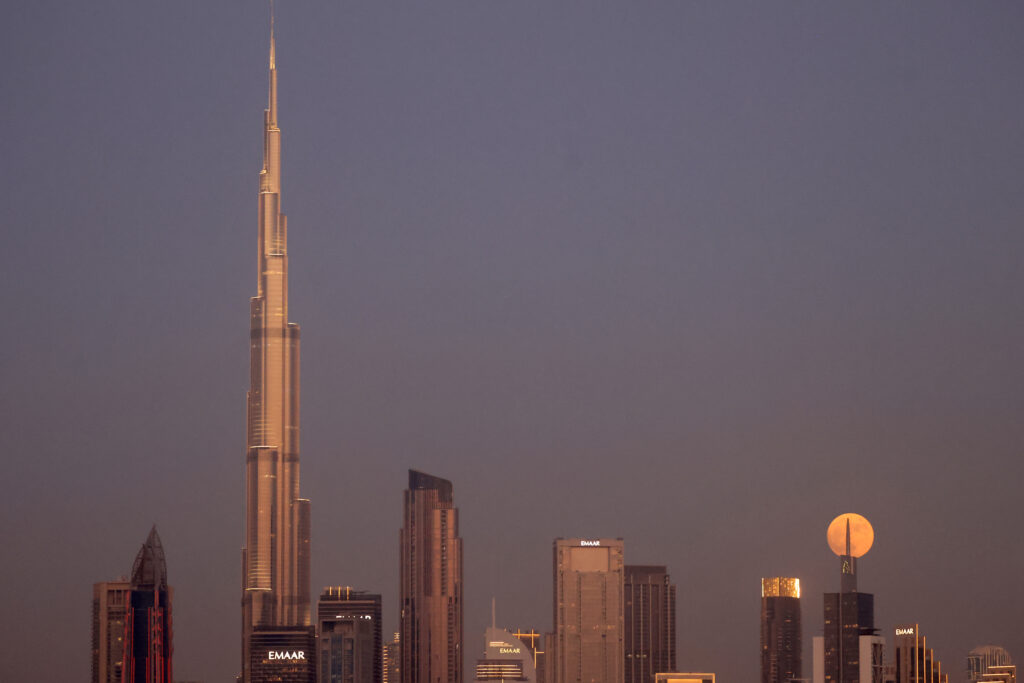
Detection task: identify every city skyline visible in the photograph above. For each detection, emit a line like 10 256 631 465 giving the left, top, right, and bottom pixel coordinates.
3 4 1024 683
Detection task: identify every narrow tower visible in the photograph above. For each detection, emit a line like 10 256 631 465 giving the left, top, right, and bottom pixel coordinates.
123 526 173 683
241 9 314 683
400 470 464 683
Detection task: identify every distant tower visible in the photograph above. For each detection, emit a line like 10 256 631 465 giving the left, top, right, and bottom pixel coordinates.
123 526 173 683
968 648 1014 683
814 514 879 683
624 566 676 683
400 470 463 683
551 538 624 683
474 627 536 683
92 578 130 683
383 633 401 683
317 587 383 683
892 624 949 683
760 577 801 683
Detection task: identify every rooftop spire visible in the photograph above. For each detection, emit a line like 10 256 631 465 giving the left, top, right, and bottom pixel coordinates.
130 525 168 590
269 0 276 70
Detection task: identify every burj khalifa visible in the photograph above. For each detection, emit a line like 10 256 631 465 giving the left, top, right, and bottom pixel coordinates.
240 13 314 683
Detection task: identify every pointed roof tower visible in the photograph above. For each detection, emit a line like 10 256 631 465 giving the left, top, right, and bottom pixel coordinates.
130 525 168 590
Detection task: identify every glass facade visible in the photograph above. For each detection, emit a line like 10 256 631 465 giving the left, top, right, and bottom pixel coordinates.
317 587 382 683
624 566 676 683
552 539 624 683
761 577 801 683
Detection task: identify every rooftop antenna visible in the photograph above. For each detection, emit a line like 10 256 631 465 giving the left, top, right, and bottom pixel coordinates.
491 597 496 629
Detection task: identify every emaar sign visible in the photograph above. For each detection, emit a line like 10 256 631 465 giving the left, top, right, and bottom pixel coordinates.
269 651 307 661
580 540 601 547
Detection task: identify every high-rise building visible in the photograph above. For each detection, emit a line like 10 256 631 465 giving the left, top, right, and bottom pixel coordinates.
816 515 879 683
383 633 401 683
968 648 1014 683
761 577 801 683
474 627 536 683
317 587 382 683
92 578 130 683
123 526 173 683
400 470 463 683
551 538 624 683
240 11 314 683
891 624 948 683
624 565 676 683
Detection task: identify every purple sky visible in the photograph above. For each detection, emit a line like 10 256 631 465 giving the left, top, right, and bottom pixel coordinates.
2 3 1024 682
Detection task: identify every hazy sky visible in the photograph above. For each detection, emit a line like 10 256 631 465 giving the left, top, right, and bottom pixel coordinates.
2 3 1023 682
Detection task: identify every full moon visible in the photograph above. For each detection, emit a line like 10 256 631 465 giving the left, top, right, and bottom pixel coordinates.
827 513 874 557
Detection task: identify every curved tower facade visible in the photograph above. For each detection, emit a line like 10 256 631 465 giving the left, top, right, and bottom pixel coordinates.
241 16 314 683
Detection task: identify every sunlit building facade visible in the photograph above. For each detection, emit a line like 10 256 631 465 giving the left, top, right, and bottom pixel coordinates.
891 624 948 683
92 578 130 683
383 633 401 683
240 15 314 683
400 470 463 683
968 648 1014 683
551 538 624 683
625 565 676 683
317 587 382 683
474 627 536 683
655 674 715 683
761 577 801 683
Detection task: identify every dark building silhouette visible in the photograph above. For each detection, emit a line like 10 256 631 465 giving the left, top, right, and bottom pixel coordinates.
123 526 173 683
240 11 314 683
760 577 801 683
92 578 130 683
400 470 463 683
819 520 878 683
317 587 382 683
624 566 676 683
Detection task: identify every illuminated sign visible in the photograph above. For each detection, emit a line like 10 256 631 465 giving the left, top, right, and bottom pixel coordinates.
269 651 307 660
499 647 521 654
895 628 914 636
580 540 601 547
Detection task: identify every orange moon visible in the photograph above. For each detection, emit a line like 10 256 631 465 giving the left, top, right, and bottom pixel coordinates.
826 513 874 557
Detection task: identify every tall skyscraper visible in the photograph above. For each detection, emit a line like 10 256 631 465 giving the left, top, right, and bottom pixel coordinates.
761 577 801 683
92 578 130 683
123 526 173 683
624 565 676 683
551 538 624 683
400 470 463 683
815 515 879 683
240 11 315 683
317 587 383 683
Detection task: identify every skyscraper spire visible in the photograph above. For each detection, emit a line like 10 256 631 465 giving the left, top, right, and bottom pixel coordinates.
242 8 314 682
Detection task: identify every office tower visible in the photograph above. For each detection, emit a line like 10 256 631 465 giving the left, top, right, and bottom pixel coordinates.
817 515 878 683
551 538 624 683
123 526 173 683
891 624 948 683
400 470 463 683
241 11 315 683
92 578 130 683
474 628 536 683
317 587 383 683
655 674 715 683
761 577 801 683
383 633 401 683
969 648 1014 683
625 566 676 683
